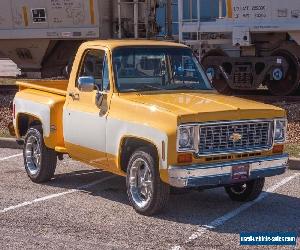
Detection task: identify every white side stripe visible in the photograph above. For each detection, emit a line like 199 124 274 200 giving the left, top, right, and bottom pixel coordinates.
172 173 300 249
0 153 23 162
0 175 116 213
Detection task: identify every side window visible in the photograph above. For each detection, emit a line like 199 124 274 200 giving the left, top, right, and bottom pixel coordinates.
77 49 105 89
102 56 110 91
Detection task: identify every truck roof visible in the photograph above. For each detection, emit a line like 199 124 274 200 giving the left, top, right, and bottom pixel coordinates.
81 39 188 50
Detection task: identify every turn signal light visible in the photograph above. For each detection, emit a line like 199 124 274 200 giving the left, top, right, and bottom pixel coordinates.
177 153 193 164
273 144 284 154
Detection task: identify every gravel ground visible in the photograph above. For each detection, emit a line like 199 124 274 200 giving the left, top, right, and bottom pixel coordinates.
0 94 13 137
275 102 300 144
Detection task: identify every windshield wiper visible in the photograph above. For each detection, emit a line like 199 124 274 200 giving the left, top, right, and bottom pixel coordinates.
168 85 197 90
139 85 164 91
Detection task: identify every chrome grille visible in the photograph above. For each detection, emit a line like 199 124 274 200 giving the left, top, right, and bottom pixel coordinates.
198 120 273 155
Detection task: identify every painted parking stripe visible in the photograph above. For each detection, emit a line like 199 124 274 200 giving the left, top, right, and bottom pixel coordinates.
0 175 116 213
0 153 23 162
172 173 300 250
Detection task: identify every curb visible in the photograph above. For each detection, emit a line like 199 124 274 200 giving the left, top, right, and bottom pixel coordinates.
288 158 300 171
0 137 23 149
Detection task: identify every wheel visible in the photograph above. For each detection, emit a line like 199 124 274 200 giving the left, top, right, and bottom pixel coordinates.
126 147 170 216
201 50 233 95
23 126 57 183
266 50 300 96
225 178 265 202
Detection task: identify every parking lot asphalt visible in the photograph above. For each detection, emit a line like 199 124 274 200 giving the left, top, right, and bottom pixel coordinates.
0 148 299 250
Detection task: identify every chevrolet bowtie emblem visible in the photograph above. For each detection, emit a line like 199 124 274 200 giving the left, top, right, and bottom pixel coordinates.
230 133 242 143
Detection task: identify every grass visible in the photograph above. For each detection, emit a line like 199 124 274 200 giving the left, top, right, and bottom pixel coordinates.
285 143 300 158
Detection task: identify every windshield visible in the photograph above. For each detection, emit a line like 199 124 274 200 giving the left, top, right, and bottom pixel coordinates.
112 47 212 92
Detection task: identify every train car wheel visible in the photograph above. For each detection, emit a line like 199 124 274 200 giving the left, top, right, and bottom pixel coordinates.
201 50 233 95
266 50 300 96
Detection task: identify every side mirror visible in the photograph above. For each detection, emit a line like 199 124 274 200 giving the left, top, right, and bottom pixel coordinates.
78 76 95 92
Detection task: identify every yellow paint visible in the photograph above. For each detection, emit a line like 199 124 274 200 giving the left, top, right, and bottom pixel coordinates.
55 146 68 153
73 40 187 54
226 0 233 18
117 91 285 120
159 169 169 184
65 142 126 176
89 0 95 25
22 6 29 27
18 80 68 96
175 149 277 167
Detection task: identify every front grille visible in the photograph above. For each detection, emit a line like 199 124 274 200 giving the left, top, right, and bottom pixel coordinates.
198 120 273 156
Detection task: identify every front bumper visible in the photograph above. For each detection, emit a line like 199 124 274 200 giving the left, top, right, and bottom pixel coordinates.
168 154 288 188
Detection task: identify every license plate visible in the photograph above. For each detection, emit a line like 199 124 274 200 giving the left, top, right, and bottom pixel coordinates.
232 165 250 181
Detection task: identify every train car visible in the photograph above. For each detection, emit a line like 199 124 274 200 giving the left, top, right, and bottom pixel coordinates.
0 0 158 78
179 0 300 96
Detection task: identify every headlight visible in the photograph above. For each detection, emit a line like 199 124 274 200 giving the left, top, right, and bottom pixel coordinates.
274 119 287 143
177 125 197 152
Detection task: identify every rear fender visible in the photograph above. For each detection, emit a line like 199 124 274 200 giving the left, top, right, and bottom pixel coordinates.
13 91 65 149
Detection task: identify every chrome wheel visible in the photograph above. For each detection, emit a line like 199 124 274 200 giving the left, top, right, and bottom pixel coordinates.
129 158 153 209
230 183 247 195
25 135 41 175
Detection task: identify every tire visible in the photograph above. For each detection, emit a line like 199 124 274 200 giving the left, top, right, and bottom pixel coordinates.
225 178 265 202
126 147 170 216
23 126 57 183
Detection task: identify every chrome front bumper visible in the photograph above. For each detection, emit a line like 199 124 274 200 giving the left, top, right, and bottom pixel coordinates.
168 154 288 188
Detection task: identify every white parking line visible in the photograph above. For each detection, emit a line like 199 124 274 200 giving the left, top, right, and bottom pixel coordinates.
0 175 116 213
0 153 23 162
172 173 300 250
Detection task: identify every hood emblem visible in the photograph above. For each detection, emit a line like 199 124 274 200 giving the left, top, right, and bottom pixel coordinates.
230 133 242 143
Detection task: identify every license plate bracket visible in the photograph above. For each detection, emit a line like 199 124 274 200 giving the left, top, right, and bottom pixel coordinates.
232 165 250 182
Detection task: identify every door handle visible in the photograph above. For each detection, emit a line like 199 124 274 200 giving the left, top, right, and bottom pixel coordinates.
69 92 80 101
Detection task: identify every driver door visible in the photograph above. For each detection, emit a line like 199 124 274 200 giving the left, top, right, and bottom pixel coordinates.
64 48 111 168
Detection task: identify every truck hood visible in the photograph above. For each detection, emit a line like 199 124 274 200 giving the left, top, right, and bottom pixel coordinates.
119 91 285 123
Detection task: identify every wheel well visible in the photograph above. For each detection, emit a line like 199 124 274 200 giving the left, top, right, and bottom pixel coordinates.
119 137 159 173
17 114 42 137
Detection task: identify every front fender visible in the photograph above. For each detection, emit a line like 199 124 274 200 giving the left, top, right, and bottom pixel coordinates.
106 117 169 170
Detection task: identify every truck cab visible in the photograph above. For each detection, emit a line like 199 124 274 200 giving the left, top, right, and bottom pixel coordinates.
13 40 288 215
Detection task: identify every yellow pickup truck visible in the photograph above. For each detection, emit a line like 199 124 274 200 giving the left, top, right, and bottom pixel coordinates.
13 40 288 215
